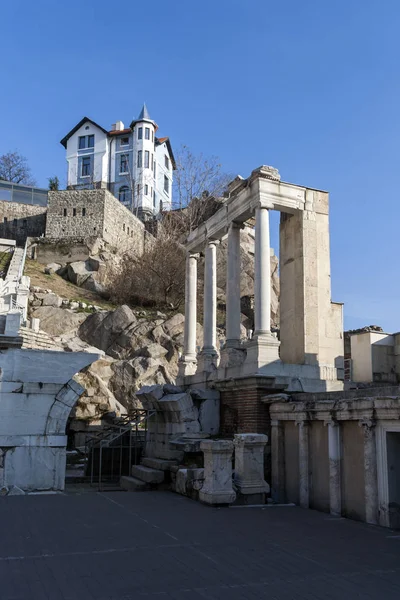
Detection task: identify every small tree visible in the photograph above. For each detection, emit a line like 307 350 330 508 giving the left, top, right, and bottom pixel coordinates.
48 176 60 191
0 151 36 185
111 233 186 310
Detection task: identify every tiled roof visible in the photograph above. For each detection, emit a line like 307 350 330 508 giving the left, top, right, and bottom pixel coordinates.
108 128 132 136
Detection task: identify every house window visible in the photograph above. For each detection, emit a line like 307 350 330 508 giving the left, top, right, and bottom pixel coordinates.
119 186 129 203
145 127 150 140
82 207 86 216
87 134 94 148
152 131 154 142
120 154 129 174
151 153 154 171
123 223 125 231
127 227 130 235
145 184 148 195
63 208 67 217
79 136 86 149
145 151 150 168
81 156 91 177
73 208 77 216
137 151 142 168
154 161 156 176
138 127 143 140
137 183 140 195
164 175 169 194
120 136 129 146
165 155 169 170
153 191 156 207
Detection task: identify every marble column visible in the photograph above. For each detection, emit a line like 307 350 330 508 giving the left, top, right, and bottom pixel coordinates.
254 206 271 337
327 420 342 516
244 207 279 372
199 440 236 505
198 241 219 372
178 252 199 377
271 420 285 503
226 223 241 348
360 419 378 525
298 421 309 508
233 433 269 504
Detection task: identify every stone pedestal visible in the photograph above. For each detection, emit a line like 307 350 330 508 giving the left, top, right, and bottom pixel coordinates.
233 433 269 504
199 440 236 505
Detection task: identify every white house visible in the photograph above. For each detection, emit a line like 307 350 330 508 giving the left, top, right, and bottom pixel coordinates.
60 104 175 220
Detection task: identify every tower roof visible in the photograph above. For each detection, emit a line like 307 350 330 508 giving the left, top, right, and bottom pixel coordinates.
138 103 151 120
130 103 157 129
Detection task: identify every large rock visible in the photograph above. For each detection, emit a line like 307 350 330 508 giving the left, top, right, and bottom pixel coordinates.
30 306 87 336
67 261 92 286
78 305 137 353
163 314 185 338
41 293 62 308
81 274 107 296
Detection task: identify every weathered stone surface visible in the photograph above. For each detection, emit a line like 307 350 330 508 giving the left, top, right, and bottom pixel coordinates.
131 465 164 484
42 293 62 308
78 305 136 352
163 314 185 338
67 261 92 286
30 307 86 336
44 263 61 275
233 433 269 501
199 440 236 506
81 274 107 296
140 343 168 360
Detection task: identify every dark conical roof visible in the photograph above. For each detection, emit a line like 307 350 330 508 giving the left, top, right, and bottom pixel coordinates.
137 103 151 121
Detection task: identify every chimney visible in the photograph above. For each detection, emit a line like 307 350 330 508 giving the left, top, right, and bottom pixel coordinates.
111 121 124 131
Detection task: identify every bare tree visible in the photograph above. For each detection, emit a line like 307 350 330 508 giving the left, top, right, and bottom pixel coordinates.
173 145 232 210
0 151 36 185
111 230 186 310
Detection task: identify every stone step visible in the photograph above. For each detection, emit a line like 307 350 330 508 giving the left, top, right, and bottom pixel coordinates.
141 457 178 471
131 465 164 484
120 476 149 491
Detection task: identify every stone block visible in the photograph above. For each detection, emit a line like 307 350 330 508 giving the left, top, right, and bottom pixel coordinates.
131 465 164 484
141 457 178 471
120 475 149 491
42 293 62 308
233 433 269 500
199 440 236 506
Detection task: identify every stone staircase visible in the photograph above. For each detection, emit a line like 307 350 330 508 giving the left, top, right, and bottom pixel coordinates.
120 457 179 491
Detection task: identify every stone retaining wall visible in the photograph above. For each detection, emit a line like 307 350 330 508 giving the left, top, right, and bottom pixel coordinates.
0 202 46 243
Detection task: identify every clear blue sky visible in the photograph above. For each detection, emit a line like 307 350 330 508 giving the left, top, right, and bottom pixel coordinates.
1 0 399 331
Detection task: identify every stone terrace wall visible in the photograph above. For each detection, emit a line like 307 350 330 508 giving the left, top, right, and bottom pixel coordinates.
46 190 105 240
103 190 149 253
0 201 46 244
46 190 151 253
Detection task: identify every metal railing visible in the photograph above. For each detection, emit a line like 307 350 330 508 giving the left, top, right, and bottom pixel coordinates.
84 409 155 491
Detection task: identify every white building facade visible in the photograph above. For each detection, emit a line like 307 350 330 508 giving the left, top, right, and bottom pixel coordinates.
61 105 175 220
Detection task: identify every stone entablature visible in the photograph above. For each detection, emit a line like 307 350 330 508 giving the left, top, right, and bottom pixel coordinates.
46 189 152 253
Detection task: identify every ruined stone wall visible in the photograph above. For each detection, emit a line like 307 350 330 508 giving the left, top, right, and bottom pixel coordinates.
0 201 46 244
102 190 148 253
46 190 151 254
46 190 105 239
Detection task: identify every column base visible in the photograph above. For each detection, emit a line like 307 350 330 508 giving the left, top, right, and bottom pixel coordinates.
219 346 246 369
243 332 280 373
199 489 237 506
197 349 219 373
178 355 197 377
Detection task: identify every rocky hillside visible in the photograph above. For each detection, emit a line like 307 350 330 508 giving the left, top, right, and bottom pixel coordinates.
25 229 280 444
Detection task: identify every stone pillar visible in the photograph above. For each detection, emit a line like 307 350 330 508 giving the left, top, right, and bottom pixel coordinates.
178 252 199 377
199 440 236 505
297 421 309 508
270 420 285 503
198 241 218 372
254 206 271 337
226 223 241 348
360 419 378 525
233 433 269 504
244 207 279 372
327 420 342 516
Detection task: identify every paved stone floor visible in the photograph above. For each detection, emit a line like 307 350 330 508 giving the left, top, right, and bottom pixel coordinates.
1 490 400 599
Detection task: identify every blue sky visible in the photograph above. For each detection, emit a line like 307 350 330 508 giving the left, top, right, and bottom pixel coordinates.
1 0 399 331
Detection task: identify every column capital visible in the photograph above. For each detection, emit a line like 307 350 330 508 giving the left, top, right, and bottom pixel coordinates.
358 418 376 432
324 418 339 428
296 419 309 428
205 239 220 247
188 252 200 260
